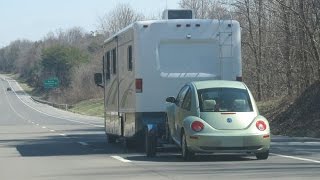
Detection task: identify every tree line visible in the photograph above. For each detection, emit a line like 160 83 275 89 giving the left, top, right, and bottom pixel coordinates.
0 0 319 104
0 4 143 104
0 28 106 103
180 0 320 100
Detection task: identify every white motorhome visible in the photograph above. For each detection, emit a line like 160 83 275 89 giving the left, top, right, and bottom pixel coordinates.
95 10 242 146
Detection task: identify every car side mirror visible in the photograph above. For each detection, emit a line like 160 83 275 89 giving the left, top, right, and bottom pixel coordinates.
166 96 176 103
94 73 103 88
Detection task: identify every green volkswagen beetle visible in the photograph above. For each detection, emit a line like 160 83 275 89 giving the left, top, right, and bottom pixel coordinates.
165 80 270 160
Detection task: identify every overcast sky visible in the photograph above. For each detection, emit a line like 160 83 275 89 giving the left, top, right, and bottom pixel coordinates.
0 0 180 47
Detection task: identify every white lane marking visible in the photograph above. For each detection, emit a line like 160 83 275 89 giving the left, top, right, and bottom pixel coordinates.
36 124 39 126
7 80 103 128
31 122 35 124
271 153 320 164
42 126 46 129
272 141 320 146
2 83 30 122
78 142 89 146
59 134 67 137
111 156 132 163
50 129 55 132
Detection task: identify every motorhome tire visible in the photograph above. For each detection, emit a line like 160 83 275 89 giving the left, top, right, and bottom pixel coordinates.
107 134 117 144
145 128 157 157
124 138 136 149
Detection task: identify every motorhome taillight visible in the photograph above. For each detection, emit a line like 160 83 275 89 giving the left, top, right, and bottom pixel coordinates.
136 79 143 93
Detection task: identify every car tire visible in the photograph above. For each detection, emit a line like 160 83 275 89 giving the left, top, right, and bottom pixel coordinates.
124 138 136 149
107 134 116 144
145 128 157 157
181 131 194 161
165 115 174 144
255 150 269 160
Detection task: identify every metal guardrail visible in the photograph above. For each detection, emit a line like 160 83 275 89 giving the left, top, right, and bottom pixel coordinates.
30 96 73 110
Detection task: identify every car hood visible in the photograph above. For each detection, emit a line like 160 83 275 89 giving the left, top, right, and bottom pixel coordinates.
200 112 257 130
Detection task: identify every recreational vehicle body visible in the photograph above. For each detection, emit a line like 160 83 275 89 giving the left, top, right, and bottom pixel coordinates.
95 14 242 147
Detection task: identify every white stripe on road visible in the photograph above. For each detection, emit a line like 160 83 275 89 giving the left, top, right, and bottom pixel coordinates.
59 134 67 137
111 156 132 163
42 126 46 129
78 142 89 146
271 153 320 164
50 129 55 132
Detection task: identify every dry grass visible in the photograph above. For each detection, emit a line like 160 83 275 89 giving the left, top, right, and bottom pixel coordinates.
69 98 104 117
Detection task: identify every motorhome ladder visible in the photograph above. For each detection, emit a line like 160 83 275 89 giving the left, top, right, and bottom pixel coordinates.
218 16 233 79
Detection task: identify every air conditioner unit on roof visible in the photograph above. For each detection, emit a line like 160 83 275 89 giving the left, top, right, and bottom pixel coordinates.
162 9 194 20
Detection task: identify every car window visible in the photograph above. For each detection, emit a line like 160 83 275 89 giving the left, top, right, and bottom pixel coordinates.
198 88 253 112
176 85 189 107
181 88 192 111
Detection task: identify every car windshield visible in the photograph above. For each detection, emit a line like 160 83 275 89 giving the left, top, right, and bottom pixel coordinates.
198 88 253 112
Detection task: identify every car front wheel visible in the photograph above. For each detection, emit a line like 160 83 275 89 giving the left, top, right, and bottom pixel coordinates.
181 131 194 161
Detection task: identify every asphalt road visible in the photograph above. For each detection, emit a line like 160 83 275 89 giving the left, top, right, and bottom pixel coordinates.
0 75 320 180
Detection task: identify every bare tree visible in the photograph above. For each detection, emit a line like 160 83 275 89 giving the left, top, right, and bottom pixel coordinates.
232 0 320 100
233 0 265 100
98 3 145 35
15 40 39 78
179 0 229 19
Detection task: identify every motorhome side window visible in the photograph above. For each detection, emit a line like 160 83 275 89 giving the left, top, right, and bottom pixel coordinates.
106 51 111 80
102 55 105 81
128 45 133 71
112 48 117 74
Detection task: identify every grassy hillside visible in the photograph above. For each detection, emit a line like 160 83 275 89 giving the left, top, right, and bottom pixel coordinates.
270 81 320 137
68 98 104 117
257 81 320 138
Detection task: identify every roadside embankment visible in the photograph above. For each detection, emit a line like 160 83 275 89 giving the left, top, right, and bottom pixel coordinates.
258 81 320 138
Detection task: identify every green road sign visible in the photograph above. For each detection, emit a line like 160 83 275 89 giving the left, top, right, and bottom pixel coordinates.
44 77 59 88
